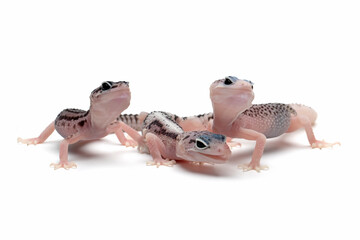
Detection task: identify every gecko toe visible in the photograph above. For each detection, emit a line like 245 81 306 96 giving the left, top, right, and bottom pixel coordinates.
311 140 341 149
146 159 176 167
50 162 77 170
238 163 269 172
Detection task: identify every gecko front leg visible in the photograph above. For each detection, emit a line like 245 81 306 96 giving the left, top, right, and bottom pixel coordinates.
235 128 269 172
17 121 55 145
145 133 176 167
50 133 83 170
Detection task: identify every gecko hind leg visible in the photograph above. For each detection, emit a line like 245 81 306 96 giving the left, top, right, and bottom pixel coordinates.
107 122 138 147
145 133 176 168
287 116 340 149
17 121 55 145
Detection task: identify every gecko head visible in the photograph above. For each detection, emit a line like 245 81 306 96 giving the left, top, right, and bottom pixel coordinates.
90 81 131 110
176 131 231 164
210 76 254 111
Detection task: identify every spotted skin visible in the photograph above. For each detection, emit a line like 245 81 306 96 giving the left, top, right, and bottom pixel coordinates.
237 103 297 138
117 111 231 166
208 76 340 172
18 81 132 169
55 109 90 138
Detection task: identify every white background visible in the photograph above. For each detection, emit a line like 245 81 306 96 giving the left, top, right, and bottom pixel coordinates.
1 0 359 239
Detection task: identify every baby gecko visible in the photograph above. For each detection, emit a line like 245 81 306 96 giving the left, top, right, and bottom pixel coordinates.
180 76 339 172
117 111 231 167
18 81 133 169
118 112 213 132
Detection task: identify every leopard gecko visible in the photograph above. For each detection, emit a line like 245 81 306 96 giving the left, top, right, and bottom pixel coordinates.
117 111 231 167
18 81 133 169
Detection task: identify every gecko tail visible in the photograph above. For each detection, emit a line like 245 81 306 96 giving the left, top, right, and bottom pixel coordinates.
290 104 317 125
117 112 148 131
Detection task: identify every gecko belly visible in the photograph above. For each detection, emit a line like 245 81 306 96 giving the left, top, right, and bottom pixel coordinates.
237 103 296 138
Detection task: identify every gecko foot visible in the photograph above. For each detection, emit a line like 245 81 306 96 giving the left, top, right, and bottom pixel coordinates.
191 162 214 166
50 162 77 170
227 141 242 149
311 140 341 149
238 163 269 173
17 137 40 145
146 158 176 168
124 138 138 148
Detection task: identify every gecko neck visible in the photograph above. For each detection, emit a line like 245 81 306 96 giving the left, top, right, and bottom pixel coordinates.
212 102 251 135
89 102 127 130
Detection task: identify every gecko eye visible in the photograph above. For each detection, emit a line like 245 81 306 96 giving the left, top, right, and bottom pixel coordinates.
195 139 209 150
224 76 238 85
101 81 112 91
224 78 233 85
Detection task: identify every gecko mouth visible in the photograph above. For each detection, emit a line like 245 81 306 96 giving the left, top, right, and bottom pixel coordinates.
222 87 253 95
106 88 130 100
196 152 229 164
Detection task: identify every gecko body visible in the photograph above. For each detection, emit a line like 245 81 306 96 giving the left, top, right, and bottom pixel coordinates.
18 81 133 169
118 111 231 166
209 76 339 171
180 104 298 138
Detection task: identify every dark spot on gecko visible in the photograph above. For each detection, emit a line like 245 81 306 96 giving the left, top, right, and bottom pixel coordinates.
57 110 88 121
78 120 87 127
148 120 163 129
154 128 178 139
162 112 178 125
65 108 86 114
183 135 190 140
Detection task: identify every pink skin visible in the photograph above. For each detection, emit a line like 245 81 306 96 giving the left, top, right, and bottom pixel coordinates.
18 81 133 170
285 104 340 149
117 114 231 168
117 121 177 167
209 77 340 172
